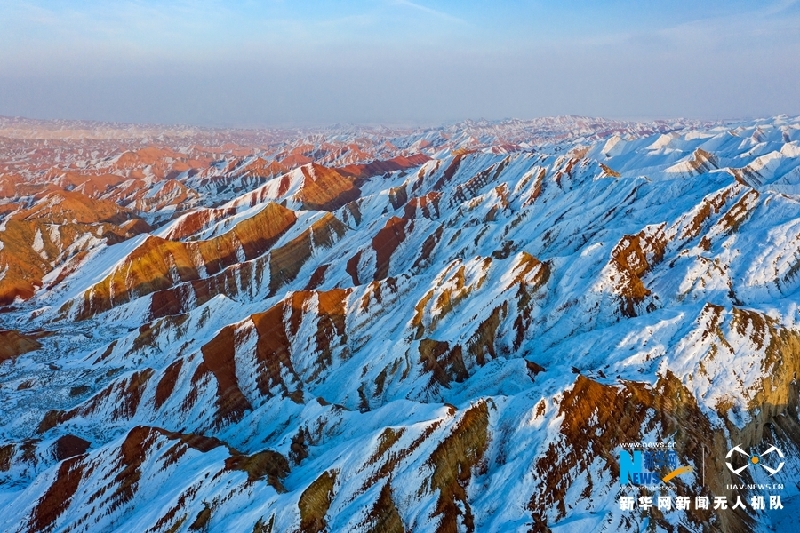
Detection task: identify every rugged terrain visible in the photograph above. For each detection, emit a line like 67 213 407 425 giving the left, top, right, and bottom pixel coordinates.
1 114 799 532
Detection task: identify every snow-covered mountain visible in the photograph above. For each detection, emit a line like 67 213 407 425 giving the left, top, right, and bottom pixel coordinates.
1 115 800 532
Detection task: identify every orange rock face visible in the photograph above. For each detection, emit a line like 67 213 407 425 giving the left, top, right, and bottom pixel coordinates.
77 202 297 318
338 154 431 181
0 330 43 363
297 164 360 211
372 216 407 281
0 191 149 305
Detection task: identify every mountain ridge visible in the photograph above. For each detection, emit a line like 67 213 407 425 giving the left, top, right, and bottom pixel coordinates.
1 115 800 532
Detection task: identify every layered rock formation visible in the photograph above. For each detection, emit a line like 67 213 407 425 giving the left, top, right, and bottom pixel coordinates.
1 115 800 532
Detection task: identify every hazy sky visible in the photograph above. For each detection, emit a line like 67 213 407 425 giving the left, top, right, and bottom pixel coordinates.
1 0 799 126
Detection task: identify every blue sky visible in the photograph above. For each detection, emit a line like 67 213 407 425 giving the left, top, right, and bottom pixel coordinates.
1 0 799 125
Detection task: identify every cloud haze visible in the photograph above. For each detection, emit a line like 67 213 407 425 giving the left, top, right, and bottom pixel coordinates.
1 0 799 125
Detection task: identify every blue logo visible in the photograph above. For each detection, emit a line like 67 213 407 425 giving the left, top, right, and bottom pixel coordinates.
620 449 691 486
